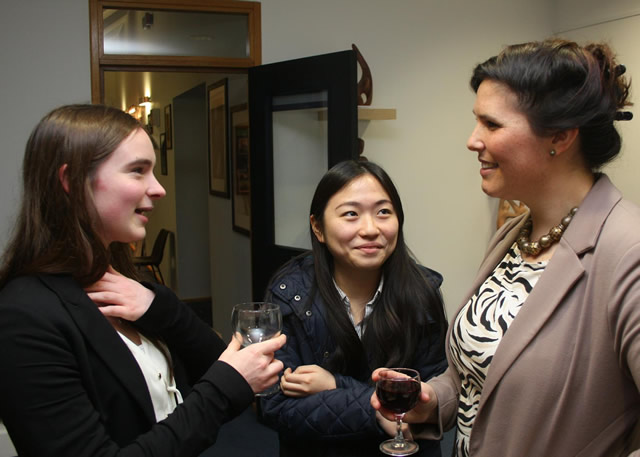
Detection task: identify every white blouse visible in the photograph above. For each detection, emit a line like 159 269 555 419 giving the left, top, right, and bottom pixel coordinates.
118 332 183 422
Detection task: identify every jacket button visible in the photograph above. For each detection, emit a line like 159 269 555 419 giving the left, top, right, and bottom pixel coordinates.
294 295 301 301
305 310 312 317
279 283 287 290
323 351 329 359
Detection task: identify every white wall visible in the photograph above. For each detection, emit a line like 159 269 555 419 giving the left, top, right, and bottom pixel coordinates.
0 0 91 249
554 13 640 208
260 0 553 315
1 0 638 318
552 0 640 34
0 4 89 452
0 3 638 453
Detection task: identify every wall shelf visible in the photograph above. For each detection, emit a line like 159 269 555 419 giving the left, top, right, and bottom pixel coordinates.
357 107 396 120
317 107 396 121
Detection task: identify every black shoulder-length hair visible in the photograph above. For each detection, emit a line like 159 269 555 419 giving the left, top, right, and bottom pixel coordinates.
306 159 446 375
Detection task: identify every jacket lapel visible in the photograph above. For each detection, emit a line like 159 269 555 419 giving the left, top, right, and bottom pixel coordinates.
478 239 585 406
475 175 622 411
39 274 156 423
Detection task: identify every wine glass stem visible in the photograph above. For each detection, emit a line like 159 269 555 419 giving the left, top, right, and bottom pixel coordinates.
394 415 405 444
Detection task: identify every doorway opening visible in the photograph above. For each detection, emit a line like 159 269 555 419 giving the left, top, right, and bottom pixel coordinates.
90 0 260 332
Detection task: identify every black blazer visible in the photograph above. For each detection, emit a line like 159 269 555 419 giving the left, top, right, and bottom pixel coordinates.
0 274 253 457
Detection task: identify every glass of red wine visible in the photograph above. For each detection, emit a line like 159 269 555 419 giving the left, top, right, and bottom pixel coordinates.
376 368 421 456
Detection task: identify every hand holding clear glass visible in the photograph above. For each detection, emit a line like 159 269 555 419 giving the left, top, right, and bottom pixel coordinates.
231 302 282 396
376 368 421 456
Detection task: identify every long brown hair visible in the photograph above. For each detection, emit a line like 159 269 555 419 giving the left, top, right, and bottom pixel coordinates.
0 104 143 288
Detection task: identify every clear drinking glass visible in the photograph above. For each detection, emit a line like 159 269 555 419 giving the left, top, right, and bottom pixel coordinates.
231 302 282 396
376 368 421 456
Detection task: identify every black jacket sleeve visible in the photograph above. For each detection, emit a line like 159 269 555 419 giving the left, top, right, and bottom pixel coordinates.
0 277 253 457
135 282 228 384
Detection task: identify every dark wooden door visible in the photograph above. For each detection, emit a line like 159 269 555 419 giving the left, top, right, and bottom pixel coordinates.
249 50 359 299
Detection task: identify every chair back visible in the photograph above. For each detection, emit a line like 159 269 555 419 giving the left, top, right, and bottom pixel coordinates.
149 229 170 263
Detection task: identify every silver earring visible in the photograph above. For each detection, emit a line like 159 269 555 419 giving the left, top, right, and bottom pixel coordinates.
550 149 556 156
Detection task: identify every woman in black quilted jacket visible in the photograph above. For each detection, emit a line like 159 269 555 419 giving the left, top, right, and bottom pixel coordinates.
260 159 448 457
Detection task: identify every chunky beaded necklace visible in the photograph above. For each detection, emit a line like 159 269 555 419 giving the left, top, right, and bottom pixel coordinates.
517 207 578 256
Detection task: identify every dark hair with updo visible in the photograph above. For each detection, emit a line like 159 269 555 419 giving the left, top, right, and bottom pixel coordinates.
0 104 143 288
470 38 632 170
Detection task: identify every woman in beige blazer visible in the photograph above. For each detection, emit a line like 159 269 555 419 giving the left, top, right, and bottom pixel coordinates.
373 39 640 456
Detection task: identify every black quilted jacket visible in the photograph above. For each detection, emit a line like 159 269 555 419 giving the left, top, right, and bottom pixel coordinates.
260 255 447 457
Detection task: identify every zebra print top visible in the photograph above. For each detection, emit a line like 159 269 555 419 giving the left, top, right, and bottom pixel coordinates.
449 243 547 457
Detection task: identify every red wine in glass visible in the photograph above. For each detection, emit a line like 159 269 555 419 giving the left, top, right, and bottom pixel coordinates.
376 368 421 456
377 378 421 414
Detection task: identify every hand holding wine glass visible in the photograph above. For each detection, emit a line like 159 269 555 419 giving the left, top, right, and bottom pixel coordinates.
218 333 285 394
231 302 283 396
375 368 421 456
371 368 438 425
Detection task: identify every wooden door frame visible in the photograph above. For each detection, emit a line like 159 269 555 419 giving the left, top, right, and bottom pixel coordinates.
88 0 261 102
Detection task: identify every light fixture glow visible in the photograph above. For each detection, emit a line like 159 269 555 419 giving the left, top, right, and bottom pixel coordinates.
139 96 152 107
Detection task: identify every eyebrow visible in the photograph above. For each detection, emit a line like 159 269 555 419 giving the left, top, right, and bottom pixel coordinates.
334 199 392 210
473 111 501 125
126 158 154 168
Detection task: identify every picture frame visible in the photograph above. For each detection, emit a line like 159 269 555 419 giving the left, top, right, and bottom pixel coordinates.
230 103 250 235
146 113 153 134
207 78 229 198
164 104 173 149
159 132 168 176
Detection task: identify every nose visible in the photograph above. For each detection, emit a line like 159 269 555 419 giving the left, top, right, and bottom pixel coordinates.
148 174 166 200
466 123 484 152
359 214 380 237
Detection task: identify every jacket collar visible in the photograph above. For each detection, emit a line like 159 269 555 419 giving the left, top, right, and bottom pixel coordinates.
38 274 156 423
465 175 621 412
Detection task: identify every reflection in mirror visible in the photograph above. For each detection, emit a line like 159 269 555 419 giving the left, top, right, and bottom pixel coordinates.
273 91 328 250
103 8 249 57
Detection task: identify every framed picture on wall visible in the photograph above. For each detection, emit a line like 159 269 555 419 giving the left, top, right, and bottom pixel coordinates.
207 78 229 198
230 103 250 235
159 132 168 176
164 104 173 149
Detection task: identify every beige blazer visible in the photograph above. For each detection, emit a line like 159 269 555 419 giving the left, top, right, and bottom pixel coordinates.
420 175 640 456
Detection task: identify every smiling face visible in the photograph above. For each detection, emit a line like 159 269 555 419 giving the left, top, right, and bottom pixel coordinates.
90 128 166 245
311 174 399 278
467 80 553 201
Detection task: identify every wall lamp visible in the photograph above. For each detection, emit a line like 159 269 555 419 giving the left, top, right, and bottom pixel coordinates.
139 96 152 108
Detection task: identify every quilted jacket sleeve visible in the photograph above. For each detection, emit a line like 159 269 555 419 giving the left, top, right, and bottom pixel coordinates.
261 256 447 441
260 309 447 440
260 313 381 440
260 258 381 440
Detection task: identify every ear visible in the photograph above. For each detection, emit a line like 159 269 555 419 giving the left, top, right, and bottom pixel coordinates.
310 215 324 243
550 128 579 155
58 164 70 194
